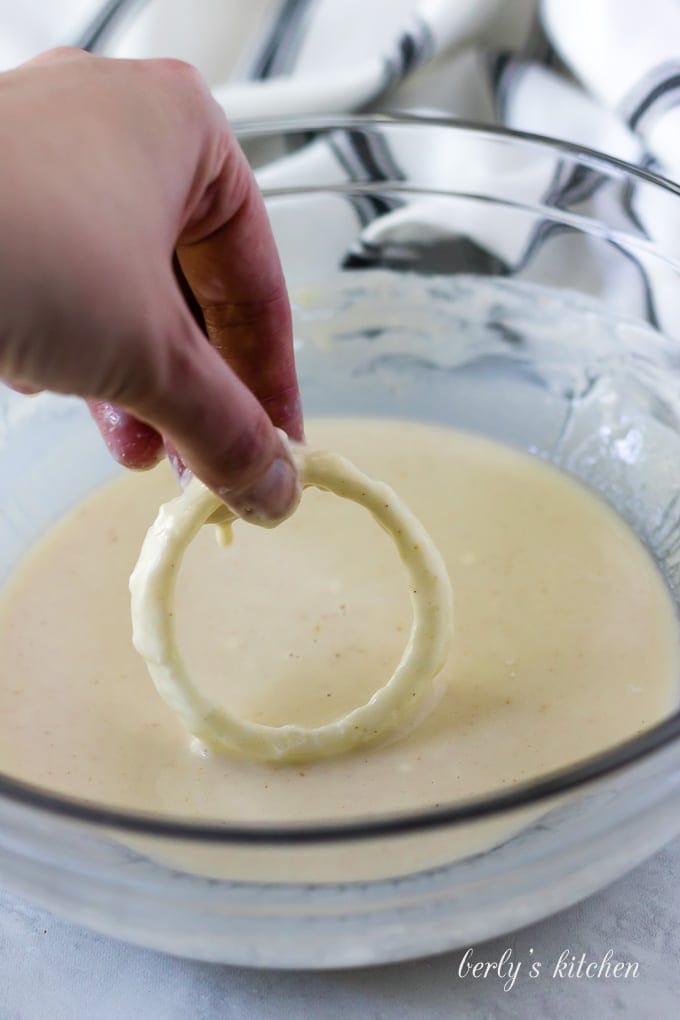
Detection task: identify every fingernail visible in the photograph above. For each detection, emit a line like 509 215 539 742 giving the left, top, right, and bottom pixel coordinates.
221 456 301 526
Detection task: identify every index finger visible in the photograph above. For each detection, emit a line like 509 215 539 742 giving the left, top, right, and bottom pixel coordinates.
176 128 303 442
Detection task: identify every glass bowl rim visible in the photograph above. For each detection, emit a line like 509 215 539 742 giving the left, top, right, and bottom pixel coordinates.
238 111 680 198
1 113 680 846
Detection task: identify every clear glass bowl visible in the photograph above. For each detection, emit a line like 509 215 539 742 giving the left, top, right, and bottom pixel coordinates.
1 116 680 968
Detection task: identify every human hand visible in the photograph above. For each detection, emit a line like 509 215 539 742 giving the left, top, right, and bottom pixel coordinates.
0 48 302 523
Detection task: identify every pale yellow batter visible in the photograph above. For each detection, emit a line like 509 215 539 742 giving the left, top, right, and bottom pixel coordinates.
0 419 677 829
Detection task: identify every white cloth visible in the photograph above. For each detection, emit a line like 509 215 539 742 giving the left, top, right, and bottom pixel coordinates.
0 0 678 183
1 0 679 336
543 0 680 179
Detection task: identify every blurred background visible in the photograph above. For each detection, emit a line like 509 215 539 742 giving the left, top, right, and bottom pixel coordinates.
1 0 679 183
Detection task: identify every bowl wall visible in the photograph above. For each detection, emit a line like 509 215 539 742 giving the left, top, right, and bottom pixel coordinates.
1 119 680 965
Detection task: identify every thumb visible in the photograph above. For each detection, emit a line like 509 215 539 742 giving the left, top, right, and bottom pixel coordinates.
124 297 301 526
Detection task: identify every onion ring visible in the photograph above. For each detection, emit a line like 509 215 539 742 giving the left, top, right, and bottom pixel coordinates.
130 446 453 762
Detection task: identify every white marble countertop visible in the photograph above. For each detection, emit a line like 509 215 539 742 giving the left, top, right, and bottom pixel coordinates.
1 837 678 1019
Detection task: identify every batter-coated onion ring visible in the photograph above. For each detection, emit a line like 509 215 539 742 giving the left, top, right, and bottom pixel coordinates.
130 446 453 762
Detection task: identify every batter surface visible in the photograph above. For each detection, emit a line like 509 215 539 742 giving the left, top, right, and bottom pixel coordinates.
0 418 677 824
